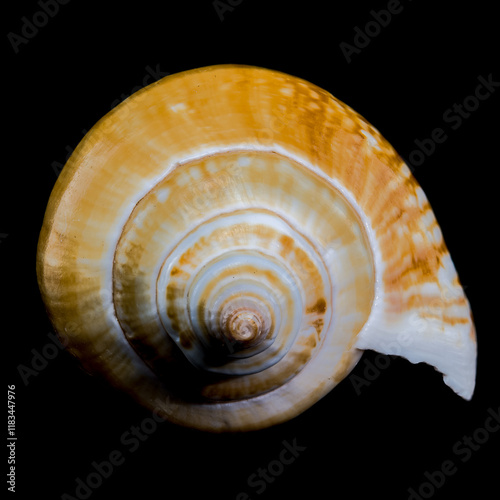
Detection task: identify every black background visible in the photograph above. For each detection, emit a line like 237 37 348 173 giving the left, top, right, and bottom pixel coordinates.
4 1 498 499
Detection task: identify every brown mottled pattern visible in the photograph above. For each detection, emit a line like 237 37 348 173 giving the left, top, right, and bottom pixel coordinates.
37 65 475 431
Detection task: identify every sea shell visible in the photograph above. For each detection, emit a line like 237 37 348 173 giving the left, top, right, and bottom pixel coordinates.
37 65 476 432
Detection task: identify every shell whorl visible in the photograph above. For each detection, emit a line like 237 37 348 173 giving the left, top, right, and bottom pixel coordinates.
37 65 476 431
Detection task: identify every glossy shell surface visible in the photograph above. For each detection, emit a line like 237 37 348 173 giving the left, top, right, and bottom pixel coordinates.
37 65 476 431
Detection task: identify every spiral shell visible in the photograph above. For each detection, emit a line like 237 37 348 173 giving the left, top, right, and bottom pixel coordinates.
37 65 476 431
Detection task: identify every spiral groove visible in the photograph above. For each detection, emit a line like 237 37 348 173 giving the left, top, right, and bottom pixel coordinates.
38 66 474 431
112 150 374 403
